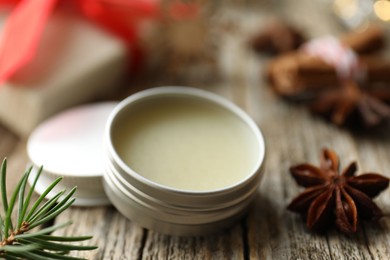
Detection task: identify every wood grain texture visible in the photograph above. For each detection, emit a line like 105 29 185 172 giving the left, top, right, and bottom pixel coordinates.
1 0 390 259
54 206 145 259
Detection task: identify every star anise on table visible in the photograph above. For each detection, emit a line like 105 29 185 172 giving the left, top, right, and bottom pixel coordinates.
250 20 306 55
310 80 390 127
288 148 389 234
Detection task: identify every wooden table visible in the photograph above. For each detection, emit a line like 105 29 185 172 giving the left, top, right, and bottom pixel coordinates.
2 1 390 259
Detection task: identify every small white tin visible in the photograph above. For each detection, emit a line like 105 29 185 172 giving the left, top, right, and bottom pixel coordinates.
104 87 266 235
27 102 117 206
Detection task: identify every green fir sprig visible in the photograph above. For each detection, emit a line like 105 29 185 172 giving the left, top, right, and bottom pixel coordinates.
0 158 97 259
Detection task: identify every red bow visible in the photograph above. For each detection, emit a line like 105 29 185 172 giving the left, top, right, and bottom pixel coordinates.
0 0 197 84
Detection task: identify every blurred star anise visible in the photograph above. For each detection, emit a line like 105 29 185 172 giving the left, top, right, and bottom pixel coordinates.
251 20 305 55
310 80 390 127
288 148 389 234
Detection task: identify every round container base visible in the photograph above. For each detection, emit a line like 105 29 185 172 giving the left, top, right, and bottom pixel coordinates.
104 87 266 236
103 176 252 236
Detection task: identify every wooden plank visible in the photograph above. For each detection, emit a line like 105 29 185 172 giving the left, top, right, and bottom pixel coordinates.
55 208 245 259
354 140 390 259
141 224 244 259
54 206 146 259
0 126 19 160
0 127 22 198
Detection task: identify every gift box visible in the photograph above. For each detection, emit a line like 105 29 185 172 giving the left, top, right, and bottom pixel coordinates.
0 9 127 136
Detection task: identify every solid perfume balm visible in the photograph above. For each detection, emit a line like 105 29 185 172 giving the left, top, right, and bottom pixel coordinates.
113 98 259 191
104 87 266 235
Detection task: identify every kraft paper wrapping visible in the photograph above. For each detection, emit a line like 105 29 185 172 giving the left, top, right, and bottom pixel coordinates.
0 10 127 136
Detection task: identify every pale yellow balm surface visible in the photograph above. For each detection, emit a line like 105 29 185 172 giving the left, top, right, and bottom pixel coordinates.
113 97 259 191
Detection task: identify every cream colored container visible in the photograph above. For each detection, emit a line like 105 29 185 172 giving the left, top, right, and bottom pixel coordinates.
103 87 266 235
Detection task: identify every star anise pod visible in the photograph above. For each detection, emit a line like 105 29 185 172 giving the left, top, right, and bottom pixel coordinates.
310 80 390 127
250 20 306 55
288 148 389 234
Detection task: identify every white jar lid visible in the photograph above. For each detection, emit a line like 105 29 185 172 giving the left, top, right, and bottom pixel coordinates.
27 102 118 206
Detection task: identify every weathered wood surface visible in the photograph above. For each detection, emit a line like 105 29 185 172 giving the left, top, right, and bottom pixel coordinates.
2 0 390 259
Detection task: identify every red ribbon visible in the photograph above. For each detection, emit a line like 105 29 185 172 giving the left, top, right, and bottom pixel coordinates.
0 0 198 84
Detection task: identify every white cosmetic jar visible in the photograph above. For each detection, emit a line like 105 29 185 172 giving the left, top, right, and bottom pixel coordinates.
103 87 266 236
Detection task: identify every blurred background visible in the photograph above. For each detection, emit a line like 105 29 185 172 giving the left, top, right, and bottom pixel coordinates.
0 0 388 136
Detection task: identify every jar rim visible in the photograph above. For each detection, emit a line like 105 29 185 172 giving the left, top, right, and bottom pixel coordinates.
105 86 266 195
